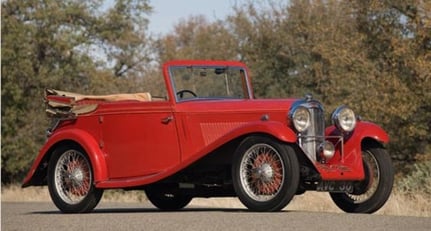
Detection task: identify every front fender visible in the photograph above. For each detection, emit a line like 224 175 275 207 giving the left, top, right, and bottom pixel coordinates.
228 121 297 143
326 120 389 144
320 121 389 181
22 128 108 187
353 121 389 144
194 120 297 161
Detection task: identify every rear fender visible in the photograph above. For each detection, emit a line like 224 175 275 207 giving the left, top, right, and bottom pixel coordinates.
22 129 108 187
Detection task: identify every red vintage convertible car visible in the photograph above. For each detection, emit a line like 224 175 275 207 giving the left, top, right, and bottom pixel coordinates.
22 60 394 213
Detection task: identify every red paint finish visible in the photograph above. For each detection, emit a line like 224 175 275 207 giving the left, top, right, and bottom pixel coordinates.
173 99 298 164
99 104 180 179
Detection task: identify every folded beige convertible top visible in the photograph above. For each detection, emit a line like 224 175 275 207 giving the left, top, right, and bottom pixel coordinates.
46 89 152 102
45 89 152 117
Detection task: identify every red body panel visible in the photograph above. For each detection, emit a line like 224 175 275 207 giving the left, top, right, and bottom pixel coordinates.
96 99 299 188
174 99 297 161
96 101 180 179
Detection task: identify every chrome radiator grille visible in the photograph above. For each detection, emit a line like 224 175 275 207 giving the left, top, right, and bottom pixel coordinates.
298 103 325 163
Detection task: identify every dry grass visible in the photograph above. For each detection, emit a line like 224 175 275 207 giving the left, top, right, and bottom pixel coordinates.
2 185 430 217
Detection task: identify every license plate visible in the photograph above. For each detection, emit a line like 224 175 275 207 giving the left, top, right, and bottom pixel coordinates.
316 181 354 193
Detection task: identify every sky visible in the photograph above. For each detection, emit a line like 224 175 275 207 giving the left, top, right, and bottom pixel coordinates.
147 0 243 35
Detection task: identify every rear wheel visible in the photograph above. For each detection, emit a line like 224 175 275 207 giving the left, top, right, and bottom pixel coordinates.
145 186 192 211
232 136 300 212
48 145 103 213
330 143 394 213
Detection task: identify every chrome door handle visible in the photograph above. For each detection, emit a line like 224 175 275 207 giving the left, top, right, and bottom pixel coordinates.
161 116 173 124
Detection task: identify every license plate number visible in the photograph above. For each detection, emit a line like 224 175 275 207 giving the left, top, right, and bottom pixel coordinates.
316 181 354 193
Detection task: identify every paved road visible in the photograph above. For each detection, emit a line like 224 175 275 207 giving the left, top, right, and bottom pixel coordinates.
2 201 430 231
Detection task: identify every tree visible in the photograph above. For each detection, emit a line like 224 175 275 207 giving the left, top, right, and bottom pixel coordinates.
156 15 239 64
353 0 431 163
1 0 153 183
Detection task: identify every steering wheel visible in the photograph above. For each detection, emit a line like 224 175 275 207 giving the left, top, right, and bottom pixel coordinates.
176 89 198 99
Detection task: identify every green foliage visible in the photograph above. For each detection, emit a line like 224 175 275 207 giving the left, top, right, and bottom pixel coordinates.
156 15 239 63
1 0 152 183
396 159 431 195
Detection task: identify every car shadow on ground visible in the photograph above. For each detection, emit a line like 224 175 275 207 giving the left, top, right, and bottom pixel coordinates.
30 207 293 214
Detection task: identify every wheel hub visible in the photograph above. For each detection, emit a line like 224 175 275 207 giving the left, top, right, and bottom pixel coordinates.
70 168 84 183
239 143 286 202
253 163 274 182
64 158 90 196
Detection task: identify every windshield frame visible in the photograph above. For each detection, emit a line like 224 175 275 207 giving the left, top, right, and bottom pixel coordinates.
167 64 253 103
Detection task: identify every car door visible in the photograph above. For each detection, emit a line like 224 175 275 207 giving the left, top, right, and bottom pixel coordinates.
100 102 180 179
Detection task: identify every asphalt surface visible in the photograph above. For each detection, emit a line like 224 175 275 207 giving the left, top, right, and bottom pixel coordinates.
2 201 431 231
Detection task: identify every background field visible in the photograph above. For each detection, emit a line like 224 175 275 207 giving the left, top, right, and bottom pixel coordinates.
2 185 430 217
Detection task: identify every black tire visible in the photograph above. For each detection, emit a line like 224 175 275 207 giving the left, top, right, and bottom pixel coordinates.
232 135 300 212
330 143 394 213
48 145 103 213
146 186 192 211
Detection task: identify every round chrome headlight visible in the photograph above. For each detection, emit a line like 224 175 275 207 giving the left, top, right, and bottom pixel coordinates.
332 106 356 133
291 106 311 132
319 141 335 161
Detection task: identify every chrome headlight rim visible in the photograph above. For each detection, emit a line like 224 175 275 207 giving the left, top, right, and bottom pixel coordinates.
319 140 335 161
331 105 357 133
290 106 311 133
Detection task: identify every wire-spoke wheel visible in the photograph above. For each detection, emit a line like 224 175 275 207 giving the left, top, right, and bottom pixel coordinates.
330 142 394 213
240 144 284 201
48 145 103 213
232 136 299 212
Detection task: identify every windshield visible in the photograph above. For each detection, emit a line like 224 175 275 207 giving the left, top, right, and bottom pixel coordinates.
170 66 249 101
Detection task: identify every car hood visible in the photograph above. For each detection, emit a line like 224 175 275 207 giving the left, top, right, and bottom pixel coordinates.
174 98 299 113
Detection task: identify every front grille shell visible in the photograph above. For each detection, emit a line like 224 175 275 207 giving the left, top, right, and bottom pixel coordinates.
290 99 325 163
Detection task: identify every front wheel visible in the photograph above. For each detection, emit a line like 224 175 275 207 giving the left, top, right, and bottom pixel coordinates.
330 143 394 213
232 136 300 212
48 145 103 213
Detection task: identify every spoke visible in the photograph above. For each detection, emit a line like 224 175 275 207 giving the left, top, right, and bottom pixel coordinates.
54 150 91 204
240 144 285 202
346 151 380 203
